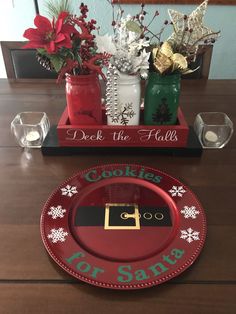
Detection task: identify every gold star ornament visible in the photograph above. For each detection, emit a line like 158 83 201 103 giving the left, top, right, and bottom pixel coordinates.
168 0 220 59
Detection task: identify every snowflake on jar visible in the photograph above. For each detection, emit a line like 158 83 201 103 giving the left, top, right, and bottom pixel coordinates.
180 228 200 243
47 205 66 219
61 185 78 197
181 206 200 219
47 228 68 243
111 102 136 125
169 185 186 197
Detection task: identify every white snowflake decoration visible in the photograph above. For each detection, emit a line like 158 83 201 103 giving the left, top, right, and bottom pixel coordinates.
99 15 150 78
47 205 66 219
180 228 200 243
181 206 200 219
47 228 68 243
132 50 150 79
95 34 116 55
169 185 186 197
61 185 78 197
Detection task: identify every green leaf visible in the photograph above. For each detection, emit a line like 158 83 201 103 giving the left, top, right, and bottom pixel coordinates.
126 21 142 34
50 55 64 72
76 55 82 65
37 48 47 56
72 37 81 49
66 50 75 59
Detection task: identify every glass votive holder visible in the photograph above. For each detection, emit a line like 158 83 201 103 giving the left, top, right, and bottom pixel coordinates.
194 112 233 149
11 112 50 148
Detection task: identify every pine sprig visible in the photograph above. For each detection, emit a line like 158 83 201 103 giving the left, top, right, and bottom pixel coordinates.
45 0 73 18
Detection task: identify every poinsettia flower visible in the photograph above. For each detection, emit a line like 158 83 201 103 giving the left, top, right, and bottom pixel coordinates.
23 12 78 54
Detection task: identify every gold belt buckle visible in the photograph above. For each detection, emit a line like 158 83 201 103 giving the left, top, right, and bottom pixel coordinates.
104 203 140 230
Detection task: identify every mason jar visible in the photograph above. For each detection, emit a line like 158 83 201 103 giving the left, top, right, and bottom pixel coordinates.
144 72 181 125
107 73 141 126
65 73 102 125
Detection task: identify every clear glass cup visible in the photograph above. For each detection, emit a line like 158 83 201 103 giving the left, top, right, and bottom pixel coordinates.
194 112 233 149
11 112 50 148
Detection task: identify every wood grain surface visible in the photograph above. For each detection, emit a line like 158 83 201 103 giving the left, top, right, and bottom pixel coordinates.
0 79 235 313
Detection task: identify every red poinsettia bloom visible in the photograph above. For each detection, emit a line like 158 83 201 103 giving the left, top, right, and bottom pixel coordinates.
23 12 78 54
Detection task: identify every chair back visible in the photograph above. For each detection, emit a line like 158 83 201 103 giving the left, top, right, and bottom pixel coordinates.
1 41 57 79
182 45 213 80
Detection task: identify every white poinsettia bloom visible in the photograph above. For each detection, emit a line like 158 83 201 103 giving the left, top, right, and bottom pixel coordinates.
120 15 132 27
95 34 116 55
138 38 150 48
140 71 148 79
126 14 133 21
132 50 150 78
127 32 138 44
109 14 151 77
129 38 150 55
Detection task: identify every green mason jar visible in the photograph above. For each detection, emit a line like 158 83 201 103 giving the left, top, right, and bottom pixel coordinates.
144 72 181 125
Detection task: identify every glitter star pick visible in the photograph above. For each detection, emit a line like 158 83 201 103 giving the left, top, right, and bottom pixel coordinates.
168 0 220 58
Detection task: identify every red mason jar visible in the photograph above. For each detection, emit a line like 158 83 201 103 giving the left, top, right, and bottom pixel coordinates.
65 73 102 125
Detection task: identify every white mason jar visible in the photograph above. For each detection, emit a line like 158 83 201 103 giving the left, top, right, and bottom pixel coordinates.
106 73 141 126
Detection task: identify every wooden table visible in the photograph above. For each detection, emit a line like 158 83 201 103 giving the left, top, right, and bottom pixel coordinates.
0 79 235 314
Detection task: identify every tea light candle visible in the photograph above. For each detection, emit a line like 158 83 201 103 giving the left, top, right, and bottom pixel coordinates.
25 130 40 142
204 130 218 143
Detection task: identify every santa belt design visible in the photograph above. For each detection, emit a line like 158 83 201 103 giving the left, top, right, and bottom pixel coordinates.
74 204 172 229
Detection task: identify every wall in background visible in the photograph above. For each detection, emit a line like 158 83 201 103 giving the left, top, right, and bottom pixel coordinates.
0 0 235 78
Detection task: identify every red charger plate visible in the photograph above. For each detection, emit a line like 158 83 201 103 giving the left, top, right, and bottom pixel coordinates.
40 164 206 289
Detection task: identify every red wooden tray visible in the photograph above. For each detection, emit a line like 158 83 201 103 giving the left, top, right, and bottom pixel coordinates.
40 164 206 290
57 107 189 148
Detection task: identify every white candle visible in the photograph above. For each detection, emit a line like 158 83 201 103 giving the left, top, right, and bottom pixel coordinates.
204 130 218 143
26 130 40 142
